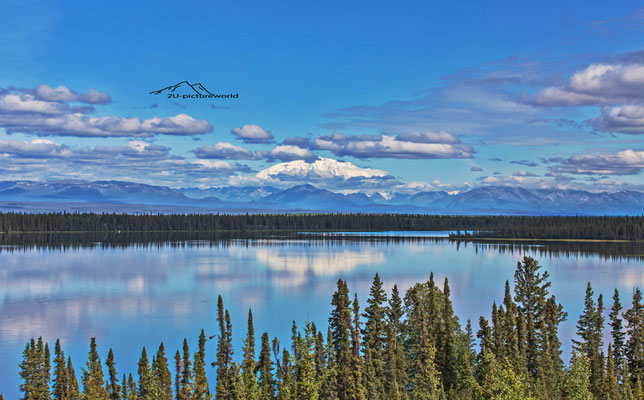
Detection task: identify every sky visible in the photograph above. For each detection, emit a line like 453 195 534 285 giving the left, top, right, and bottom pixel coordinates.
1 0 643 194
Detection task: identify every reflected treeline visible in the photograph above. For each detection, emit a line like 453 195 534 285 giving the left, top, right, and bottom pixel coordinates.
1 232 643 261
0 231 445 253
451 239 644 262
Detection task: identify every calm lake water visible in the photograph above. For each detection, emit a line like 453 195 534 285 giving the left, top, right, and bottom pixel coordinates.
0 232 642 397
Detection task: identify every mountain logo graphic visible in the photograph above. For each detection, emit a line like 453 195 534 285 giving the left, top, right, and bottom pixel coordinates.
149 81 215 96
149 81 238 99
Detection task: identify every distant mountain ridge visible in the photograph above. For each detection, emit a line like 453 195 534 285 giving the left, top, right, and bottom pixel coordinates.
0 180 642 215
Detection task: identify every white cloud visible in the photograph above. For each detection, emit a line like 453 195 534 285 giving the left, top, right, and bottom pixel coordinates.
231 124 274 143
266 145 318 162
547 149 644 175
593 104 644 134
33 85 111 104
193 142 259 160
311 132 473 159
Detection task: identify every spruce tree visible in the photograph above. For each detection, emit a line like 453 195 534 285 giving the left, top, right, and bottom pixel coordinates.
241 310 260 400
513 256 551 381
174 350 183 400
137 347 155 399
361 273 388 399
193 330 212 400
19 340 36 400
624 288 644 383
409 293 440 399
215 296 234 399
606 344 620 400
81 337 108 399
319 328 339 400
573 282 605 397
609 288 625 371
126 374 137 400
258 332 275 400
52 339 69 400
152 343 173 400
438 277 458 392
329 279 353 400
564 351 594 400
296 321 320 400
180 339 193 400
104 349 120 400
67 357 80 400
349 293 366 400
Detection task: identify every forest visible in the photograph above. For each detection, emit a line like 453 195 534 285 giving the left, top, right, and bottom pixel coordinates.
0 213 642 240
10 256 644 399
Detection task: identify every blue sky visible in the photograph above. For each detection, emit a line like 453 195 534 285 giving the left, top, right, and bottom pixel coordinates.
1 0 643 193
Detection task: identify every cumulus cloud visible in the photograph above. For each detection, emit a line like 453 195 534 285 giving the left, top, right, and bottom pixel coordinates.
193 142 259 160
33 85 111 104
471 166 483 172
231 124 274 143
592 105 644 134
266 145 318 162
0 112 212 137
530 63 644 106
0 86 212 137
512 170 537 177
0 138 252 186
546 149 644 176
0 139 70 158
282 136 310 148
311 131 473 159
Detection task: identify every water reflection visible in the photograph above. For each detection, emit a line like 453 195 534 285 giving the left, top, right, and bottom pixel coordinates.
0 233 642 398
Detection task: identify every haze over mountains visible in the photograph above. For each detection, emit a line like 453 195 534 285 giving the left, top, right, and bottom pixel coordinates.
0 180 641 215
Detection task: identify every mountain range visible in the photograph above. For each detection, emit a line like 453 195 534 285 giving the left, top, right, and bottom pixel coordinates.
0 180 641 215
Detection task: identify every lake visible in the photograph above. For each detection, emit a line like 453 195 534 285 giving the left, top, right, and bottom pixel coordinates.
0 232 642 397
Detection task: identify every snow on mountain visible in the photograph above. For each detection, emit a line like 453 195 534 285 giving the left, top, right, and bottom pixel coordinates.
256 158 389 181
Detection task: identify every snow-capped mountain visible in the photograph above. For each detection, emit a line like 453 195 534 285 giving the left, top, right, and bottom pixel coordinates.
0 180 642 215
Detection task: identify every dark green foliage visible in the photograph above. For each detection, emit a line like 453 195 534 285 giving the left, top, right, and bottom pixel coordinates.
258 332 275 400
1 212 641 240
105 348 120 400
81 337 108 399
13 256 644 399
52 339 69 400
152 343 173 400
193 330 212 400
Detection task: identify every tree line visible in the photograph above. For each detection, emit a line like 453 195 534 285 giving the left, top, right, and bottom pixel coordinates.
11 256 644 399
0 213 642 240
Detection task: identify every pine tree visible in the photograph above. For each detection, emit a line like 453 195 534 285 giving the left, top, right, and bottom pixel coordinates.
501 281 521 372
180 339 193 400
126 374 137 400
193 330 212 400
319 328 339 400
296 321 320 400
137 347 156 399
361 273 388 399
121 374 128 400
19 340 36 400
348 293 366 400
52 339 69 400
573 282 605 397
409 292 441 399
41 341 52 400
624 288 644 383
67 357 80 400
152 343 173 400
258 332 275 400
215 296 234 399
105 349 121 400
610 288 626 372
513 256 551 381
174 350 183 400
438 278 458 392
329 279 353 400
385 284 407 400
81 337 108 399
241 310 260 400
606 344 620 400
564 351 594 400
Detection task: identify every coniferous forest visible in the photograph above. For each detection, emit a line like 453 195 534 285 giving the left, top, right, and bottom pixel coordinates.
9 257 644 399
0 213 642 240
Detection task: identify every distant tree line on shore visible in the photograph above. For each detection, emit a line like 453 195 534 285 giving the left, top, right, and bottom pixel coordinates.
10 257 644 399
0 213 642 240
